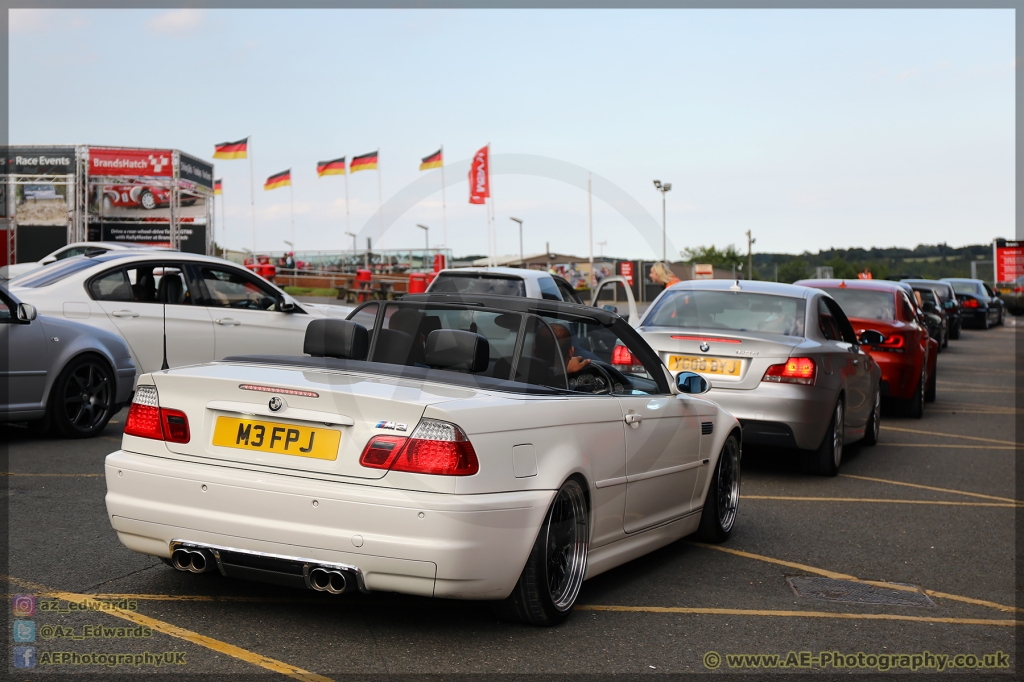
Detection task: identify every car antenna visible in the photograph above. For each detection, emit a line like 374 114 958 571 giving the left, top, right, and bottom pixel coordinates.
730 280 742 292
160 279 169 371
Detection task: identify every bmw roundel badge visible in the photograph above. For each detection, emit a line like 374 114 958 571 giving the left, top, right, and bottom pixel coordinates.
700 342 710 353
268 396 284 412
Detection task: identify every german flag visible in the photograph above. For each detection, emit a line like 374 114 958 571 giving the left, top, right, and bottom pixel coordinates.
213 138 248 160
350 150 378 173
317 157 346 177
214 179 223 195
419 149 442 171
264 169 291 191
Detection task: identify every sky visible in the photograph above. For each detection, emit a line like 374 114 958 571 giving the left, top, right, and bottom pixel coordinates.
8 8 1016 259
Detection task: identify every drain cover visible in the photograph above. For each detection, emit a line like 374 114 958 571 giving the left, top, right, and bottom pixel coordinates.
787 576 935 608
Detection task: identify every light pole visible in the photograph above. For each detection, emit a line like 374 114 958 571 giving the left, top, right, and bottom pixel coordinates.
653 180 672 262
597 240 607 257
416 224 430 268
345 231 357 252
509 217 524 267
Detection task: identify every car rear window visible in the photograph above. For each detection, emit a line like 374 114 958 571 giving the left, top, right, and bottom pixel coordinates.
8 257 99 288
948 280 983 296
819 288 896 320
643 290 806 337
429 273 527 297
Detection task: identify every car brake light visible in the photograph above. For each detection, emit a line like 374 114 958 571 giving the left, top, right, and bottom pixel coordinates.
762 357 816 386
611 344 646 373
1014 286 1024 294
961 298 979 308
359 420 478 476
124 385 190 443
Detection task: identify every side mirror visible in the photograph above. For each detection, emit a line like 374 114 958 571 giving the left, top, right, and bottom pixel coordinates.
676 371 710 395
17 303 37 322
859 329 885 346
278 299 296 313
601 304 618 314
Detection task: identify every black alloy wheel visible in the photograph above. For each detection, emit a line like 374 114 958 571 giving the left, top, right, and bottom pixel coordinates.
906 366 925 419
493 479 589 626
804 399 844 476
51 355 117 438
863 387 881 446
696 434 741 542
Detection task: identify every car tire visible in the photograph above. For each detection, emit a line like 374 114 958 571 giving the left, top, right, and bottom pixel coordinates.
949 322 960 340
804 399 844 477
862 387 881 446
905 368 925 419
49 354 117 439
140 190 157 210
997 308 1005 326
925 368 936 403
492 478 589 626
695 433 741 543
942 328 949 349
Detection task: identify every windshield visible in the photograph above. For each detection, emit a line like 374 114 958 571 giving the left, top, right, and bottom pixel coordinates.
948 280 983 296
429 273 527 297
9 257 98 288
643 290 806 337
819 288 896 320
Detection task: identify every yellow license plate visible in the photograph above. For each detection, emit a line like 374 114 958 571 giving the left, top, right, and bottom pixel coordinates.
212 417 341 460
668 355 742 376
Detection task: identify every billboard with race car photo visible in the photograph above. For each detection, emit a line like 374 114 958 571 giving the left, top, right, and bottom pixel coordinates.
87 147 209 222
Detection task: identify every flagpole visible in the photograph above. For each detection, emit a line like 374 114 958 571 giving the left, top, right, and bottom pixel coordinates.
289 171 295 249
488 143 495 266
440 144 447 247
376 147 383 241
344 157 350 246
588 172 594 285
247 135 256 255
220 187 227 257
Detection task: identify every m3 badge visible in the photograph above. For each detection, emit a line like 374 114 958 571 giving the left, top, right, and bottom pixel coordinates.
375 420 408 432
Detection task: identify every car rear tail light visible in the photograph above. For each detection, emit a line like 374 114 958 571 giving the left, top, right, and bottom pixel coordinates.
868 334 906 353
124 385 190 443
961 298 979 308
762 357 816 386
1014 286 1024 294
358 435 407 470
359 419 478 476
611 344 645 373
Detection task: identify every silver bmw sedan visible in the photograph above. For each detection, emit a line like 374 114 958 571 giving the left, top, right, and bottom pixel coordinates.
631 280 883 475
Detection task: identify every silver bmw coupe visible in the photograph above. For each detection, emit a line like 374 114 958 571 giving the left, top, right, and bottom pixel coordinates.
632 280 883 475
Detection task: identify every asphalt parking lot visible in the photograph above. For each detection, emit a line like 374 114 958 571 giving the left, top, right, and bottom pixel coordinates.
5 322 1018 678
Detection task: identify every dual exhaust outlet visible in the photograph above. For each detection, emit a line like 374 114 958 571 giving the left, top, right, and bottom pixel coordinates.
308 567 349 594
170 547 352 594
171 548 212 574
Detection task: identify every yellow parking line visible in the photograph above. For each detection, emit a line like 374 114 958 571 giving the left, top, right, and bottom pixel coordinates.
741 495 1021 508
839 473 1021 504
935 388 1014 394
575 605 1022 627
3 575 333 681
880 426 1019 446
881 444 1019 450
689 544 1022 615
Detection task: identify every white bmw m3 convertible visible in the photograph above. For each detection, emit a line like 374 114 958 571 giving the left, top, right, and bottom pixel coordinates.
105 293 741 625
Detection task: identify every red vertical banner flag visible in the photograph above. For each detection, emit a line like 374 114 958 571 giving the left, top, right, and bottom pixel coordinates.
995 239 1024 283
468 145 489 204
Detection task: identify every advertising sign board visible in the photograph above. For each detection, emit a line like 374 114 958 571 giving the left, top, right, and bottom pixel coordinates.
995 239 1024 283
87 148 172 177
693 263 714 279
1 146 76 175
178 153 214 189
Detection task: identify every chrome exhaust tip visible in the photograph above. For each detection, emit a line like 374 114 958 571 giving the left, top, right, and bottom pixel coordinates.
309 567 348 594
170 548 212 573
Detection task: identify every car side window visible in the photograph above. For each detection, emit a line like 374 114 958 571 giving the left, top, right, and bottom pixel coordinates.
816 299 841 341
984 283 997 297
55 246 90 261
89 268 133 302
0 292 13 322
554 277 582 304
822 297 858 345
347 303 379 347
199 265 280 310
537 276 562 301
899 293 916 321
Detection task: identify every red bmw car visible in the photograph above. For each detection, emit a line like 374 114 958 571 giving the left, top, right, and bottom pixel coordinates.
101 181 197 211
797 279 937 418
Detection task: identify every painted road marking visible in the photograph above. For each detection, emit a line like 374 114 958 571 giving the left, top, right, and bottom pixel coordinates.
879 444 1019 450
741 496 1021 508
575 605 1022 627
839 473 1021 504
4 473 103 477
689 544 1022 615
3 575 333 681
880 425 1019 447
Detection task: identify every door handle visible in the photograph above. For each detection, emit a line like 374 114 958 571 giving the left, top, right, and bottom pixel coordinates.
624 413 643 427
851 358 859 365
215 318 241 326
111 310 140 318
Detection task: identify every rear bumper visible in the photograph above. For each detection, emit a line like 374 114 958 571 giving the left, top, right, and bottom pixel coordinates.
104 449 553 600
870 353 919 400
705 382 835 451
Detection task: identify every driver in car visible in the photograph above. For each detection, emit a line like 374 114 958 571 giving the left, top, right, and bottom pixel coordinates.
550 323 619 393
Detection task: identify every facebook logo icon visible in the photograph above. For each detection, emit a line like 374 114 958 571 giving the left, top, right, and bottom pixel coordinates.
13 646 36 668
13 620 35 642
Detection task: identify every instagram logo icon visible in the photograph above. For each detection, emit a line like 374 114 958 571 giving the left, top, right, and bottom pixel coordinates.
12 594 35 617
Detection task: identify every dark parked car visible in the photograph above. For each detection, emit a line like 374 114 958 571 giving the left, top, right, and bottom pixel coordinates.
912 287 948 350
902 279 961 340
941 278 1005 329
997 275 1024 315
0 285 135 437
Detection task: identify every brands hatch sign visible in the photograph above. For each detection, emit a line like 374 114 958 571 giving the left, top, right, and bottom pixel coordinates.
1 147 76 175
88 148 172 177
